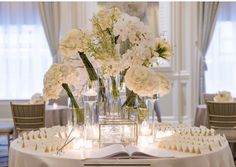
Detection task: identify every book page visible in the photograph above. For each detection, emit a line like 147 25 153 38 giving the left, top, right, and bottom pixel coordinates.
127 145 175 158
84 144 129 159
125 145 141 156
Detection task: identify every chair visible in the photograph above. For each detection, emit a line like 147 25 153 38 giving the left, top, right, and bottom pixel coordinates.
0 123 13 149
10 102 45 138
207 101 236 144
203 93 217 104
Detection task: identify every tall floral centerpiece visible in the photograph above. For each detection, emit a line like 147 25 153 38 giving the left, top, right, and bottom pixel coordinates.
43 7 172 126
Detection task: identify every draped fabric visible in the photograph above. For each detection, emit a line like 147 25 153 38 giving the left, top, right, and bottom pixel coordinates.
205 2 236 97
0 2 52 99
60 2 97 34
38 2 61 63
197 2 219 104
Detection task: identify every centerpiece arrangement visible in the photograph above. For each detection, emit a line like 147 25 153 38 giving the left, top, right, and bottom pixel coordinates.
43 7 172 146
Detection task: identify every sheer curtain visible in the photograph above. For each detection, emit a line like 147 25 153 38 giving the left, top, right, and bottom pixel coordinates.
205 2 236 97
197 2 219 104
38 2 60 63
0 2 52 100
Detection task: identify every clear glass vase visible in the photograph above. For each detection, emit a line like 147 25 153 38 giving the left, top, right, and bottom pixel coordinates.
82 81 99 146
137 97 158 146
106 75 122 119
67 96 84 127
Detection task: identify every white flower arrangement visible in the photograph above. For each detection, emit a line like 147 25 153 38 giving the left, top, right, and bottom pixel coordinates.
44 7 172 107
213 91 233 102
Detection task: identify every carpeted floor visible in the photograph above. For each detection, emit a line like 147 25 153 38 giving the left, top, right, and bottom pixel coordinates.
0 137 8 167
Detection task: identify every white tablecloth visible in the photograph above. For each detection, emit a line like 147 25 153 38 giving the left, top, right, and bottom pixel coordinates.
9 140 235 167
194 104 208 127
45 105 69 127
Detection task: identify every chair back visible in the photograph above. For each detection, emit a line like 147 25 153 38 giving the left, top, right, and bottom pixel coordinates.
203 93 217 104
207 101 236 129
10 102 45 137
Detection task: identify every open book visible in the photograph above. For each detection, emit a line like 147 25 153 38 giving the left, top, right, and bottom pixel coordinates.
84 144 175 159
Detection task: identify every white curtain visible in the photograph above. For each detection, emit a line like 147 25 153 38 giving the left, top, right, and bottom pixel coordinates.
205 2 236 97
197 2 219 104
60 2 97 35
0 2 52 100
146 2 160 37
38 2 60 63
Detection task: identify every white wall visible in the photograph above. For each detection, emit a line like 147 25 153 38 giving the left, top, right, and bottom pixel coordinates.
157 2 198 124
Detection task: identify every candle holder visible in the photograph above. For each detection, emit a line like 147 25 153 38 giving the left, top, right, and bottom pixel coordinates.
99 119 138 147
82 81 99 147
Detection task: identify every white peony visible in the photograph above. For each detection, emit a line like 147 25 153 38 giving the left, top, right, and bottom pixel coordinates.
30 93 45 104
213 91 233 102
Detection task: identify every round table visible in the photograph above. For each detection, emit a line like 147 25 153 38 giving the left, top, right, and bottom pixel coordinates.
9 139 234 167
45 105 69 127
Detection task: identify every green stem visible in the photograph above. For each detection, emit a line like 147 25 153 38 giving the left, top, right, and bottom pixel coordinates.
98 77 106 102
79 52 98 81
122 88 137 108
111 76 119 99
120 68 128 87
62 83 84 124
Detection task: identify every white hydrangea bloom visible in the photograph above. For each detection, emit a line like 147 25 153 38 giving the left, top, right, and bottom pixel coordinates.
125 65 171 97
59 29 91 59
43 63 88 101
121 46 152 68
125 65 158 97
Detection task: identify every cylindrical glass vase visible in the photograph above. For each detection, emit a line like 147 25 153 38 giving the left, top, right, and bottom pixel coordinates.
107 75 122 118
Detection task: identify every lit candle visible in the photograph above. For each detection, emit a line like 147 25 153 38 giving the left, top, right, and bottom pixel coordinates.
83 89 97 96
73 138 84 149
53 103 58 109
87 125 99 140
84 140 93 148
140 121 151 136
138 136 154 147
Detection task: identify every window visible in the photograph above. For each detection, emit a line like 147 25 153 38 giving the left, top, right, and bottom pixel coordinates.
205 3 236 97
0 2 52 100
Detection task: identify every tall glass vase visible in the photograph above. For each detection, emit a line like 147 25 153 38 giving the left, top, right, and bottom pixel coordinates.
134 97 155 146
107 75 122 118
82 81 99 146
66 93 84 127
